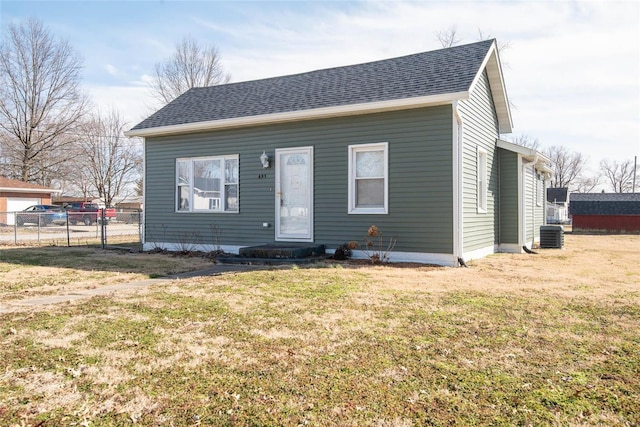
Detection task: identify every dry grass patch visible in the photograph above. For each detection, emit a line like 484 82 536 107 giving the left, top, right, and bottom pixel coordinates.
0 234 638 426
0 246 214 300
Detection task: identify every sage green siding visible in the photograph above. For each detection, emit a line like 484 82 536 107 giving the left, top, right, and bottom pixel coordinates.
524 166 545 244
458 71 500 253
498 148 519 244
144 106 454 254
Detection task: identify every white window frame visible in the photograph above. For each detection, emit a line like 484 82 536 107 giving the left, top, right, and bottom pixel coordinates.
348 142 388 214
477 147 488 213
176 155 239 213
536 173 544 206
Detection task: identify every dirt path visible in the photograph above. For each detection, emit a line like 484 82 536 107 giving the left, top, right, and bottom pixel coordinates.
0 264 268 314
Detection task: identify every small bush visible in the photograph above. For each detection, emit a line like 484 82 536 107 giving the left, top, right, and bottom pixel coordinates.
364 225 396 264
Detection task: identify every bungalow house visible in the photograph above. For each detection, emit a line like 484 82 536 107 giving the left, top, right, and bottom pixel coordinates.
546 187 569 223
570 193 640 233
0 177 61 225
126 40 550 266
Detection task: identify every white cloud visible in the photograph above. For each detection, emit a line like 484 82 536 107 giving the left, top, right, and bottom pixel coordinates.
78 1 638 171
86 85 158 126
105 64 118 76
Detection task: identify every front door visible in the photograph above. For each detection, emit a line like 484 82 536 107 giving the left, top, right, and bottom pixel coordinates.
275 147 313 241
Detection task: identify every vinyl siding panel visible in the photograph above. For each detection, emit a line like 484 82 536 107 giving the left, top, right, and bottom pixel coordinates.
524 165 535 243
458 71 500 253
498 149 519 244
144 106 454 254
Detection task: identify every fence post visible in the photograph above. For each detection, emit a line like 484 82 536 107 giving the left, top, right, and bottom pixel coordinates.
66 212 71 247
13 214 17 244
100 209 105 249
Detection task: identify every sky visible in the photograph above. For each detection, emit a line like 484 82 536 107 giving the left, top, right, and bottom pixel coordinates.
1 0 639 180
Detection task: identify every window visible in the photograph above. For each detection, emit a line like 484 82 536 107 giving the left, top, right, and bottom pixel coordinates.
477 148 488 213
348 142 388 214
176 155 239 213
536 173 544 206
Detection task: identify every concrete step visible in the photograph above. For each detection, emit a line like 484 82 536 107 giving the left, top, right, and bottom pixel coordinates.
238 243 325 259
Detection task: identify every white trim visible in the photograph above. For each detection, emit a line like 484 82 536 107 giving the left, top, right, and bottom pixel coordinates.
0 187 61 194
498 243 522 253
519 158 526 249
477 147 488 213
275 146 314 242
175 155 239 214
124 93 468 138
348 142 389 215
142 138 147 245
468 42 512 134
328 249 459 267
463 244 496 261
452 101 463 260
497 139 551 165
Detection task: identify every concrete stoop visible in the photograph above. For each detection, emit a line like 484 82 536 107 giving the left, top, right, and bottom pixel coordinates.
217 243 326 264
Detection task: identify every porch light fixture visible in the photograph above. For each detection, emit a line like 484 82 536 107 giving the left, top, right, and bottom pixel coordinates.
260 151 270 169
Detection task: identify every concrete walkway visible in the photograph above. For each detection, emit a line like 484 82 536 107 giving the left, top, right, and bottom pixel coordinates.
0 263 274 314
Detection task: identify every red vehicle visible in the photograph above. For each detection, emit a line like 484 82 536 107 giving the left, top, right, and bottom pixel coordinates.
64 202 116 226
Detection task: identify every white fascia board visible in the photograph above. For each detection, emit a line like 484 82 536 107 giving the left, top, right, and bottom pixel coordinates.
0 187 61 194
468 41 513 134
497 139 552 176
124 92 468 138
497 139 539 159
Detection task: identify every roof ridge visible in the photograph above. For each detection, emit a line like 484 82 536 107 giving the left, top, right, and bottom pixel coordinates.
187 39 496 92
129 39 500 134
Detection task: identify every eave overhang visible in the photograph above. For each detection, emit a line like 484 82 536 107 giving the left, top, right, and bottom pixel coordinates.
497 139 552 177
469 41 513 134
0 187 61 194
124 91 469 138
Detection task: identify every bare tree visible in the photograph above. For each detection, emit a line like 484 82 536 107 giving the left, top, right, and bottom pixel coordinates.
78 109 142 207
600 159 634 193
150 35 231 104
544 145 586 189
435 26 462 48
573 174 600 193
0 18 88 185
475 29 511 54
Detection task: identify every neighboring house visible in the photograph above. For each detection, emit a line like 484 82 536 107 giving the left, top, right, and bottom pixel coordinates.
570 193 640 233
0 177 61 225
126 40 550 266
546 187 569 223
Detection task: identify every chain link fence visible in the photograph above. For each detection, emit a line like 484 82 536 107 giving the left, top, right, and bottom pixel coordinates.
0 209 143 248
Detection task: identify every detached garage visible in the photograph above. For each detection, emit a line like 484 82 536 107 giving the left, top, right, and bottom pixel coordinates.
0 177 60 225
570 193 640 233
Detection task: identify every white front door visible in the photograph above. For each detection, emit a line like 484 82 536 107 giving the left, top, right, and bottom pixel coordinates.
275 147 313 241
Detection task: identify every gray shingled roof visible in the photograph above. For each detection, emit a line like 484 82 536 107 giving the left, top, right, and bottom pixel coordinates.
131 40 494 131
547 187 568 204
570 193 640 215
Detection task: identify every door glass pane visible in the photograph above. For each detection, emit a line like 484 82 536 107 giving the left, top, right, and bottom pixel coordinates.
356 178 384 207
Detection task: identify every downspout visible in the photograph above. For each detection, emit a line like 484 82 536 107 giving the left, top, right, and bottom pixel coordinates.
141 137 146 248
452 101 464 266
531 154 538 249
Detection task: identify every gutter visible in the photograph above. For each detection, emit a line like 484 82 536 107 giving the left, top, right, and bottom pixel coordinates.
0 187 61 194
125 92 469 138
